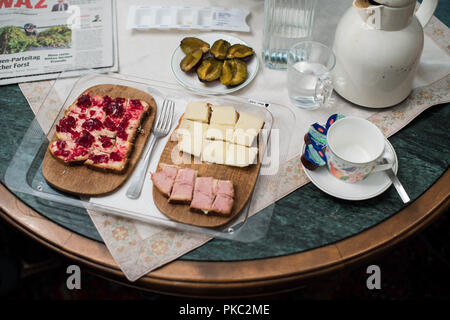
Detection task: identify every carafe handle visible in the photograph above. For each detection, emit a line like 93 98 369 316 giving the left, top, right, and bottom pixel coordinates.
415 0 438 27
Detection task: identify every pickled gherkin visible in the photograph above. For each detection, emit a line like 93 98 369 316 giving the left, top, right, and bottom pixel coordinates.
220 59 247 86
210 39 230 60
197 58 223 82
220 60 234 86
226 44 254 59
180 37 210 55
180 49 203 72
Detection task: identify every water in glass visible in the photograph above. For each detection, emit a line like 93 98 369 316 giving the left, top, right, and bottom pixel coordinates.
288 61 328 108
287 41 335 110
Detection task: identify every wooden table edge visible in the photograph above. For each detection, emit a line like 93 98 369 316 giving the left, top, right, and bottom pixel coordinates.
0 169 448 298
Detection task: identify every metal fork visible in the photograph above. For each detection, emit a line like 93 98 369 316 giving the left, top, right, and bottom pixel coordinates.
126 99 174 199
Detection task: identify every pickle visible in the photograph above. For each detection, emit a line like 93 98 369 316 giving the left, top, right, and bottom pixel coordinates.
226 44 254 59
220 59 247 86
180 49 203 72
220 60 234 86
197 57 223 82
210 39 231 60
180 37 210 55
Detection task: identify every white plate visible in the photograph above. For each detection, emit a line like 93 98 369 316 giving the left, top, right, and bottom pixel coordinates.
302 139 399 201
170 33 259 95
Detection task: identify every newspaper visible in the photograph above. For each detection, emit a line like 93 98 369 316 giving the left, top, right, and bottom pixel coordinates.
0 0 118 85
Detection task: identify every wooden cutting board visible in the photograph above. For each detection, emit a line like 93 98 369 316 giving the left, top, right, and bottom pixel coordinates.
42 84 157 196
153 122 262 228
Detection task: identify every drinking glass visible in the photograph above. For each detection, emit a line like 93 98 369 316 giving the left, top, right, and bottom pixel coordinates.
262 0 317 69
287 41 335 110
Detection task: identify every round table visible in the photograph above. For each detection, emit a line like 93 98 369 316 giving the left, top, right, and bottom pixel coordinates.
0 171 448 298
0 82 449 297
1 1 449 297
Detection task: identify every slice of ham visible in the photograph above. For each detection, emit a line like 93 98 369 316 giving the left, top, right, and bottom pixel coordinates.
211 194 234 215
150 166 234 216
169 168 197 203
215 180 234 198
211 180 234 215
151 164 179 197
190 177 216 213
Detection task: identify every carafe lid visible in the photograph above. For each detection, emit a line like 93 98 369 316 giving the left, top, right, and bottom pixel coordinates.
368 0 414 7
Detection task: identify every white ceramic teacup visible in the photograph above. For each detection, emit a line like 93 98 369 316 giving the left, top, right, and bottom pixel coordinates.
325 117 392 183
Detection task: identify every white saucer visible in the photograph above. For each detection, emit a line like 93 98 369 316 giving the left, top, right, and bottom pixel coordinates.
302 139 398 201
170 33 259 95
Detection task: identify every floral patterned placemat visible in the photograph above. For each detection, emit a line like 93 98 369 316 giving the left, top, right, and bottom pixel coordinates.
18 16 449 282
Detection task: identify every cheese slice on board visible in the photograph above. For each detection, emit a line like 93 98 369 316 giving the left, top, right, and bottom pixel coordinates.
210 106 237 126
202 140 227 164
232 111 265 147
177 121 209 158
225 143 258 167
184 102 211 123
173 119 208 141
232 128 259 147
235 111 265 131
205 124 234 142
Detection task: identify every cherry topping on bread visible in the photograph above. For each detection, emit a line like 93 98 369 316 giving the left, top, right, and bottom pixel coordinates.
89 153 109 164
77 94 92 109
82 118 103 131
75 130 95 148
56 116 76 132
110 152 123 162
99 136 113 148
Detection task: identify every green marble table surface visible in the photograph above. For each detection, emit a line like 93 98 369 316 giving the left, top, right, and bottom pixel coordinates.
0 2 449 262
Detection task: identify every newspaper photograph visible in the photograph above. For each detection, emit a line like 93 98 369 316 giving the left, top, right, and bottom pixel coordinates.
0 0 118 85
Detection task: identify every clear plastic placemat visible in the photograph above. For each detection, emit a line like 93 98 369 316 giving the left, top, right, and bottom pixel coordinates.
5 70 296 242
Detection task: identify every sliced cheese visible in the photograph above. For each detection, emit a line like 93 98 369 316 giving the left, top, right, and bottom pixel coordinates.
235 111 265 132
184 101 211 123
202 140 227 164
205 124 234 142
232 128 258 147
210 105 237 126
225 143 258 167
232 111 265 147
173 119 208 141
177 121 209 158
178 135 203 158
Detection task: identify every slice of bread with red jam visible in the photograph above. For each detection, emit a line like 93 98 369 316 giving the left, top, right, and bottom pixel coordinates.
49 92 150 173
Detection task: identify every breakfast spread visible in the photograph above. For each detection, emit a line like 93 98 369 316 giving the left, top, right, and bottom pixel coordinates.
172 101 263 167
151 163 235 215
179 37 254 87
49 92 150 172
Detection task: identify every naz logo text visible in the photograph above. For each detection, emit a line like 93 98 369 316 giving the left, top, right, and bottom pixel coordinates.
0 0 47 9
